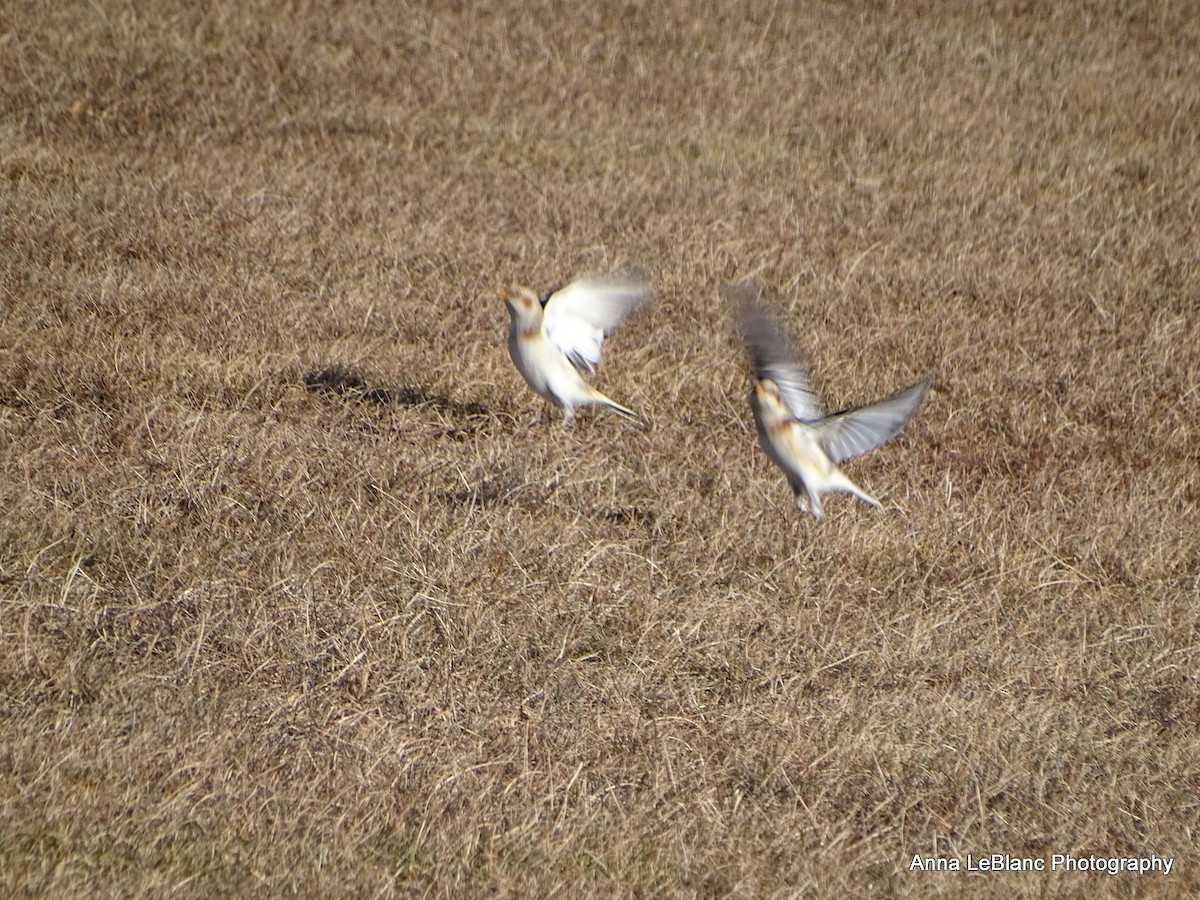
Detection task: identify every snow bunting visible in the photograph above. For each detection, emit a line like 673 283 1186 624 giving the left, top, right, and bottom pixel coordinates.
734 283 932 518
500 276 649 425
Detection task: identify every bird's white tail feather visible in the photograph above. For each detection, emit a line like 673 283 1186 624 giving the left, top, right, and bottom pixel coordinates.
593 391 641 422
832 471 881 508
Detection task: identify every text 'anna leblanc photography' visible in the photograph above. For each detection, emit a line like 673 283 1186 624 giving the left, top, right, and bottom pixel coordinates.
908 853 1175 875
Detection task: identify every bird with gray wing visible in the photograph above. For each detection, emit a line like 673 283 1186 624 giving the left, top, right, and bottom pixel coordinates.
733 282 932 518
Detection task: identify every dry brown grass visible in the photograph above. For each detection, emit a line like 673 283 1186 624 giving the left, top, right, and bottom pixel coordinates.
2 1 1199 896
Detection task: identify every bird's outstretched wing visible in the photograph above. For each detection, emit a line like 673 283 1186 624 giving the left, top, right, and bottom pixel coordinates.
815 376 932 463
542 277 649 374
731 281 823 422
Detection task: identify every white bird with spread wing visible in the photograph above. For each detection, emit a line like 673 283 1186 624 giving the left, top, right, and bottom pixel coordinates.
734 282 932 518
500 276 649 425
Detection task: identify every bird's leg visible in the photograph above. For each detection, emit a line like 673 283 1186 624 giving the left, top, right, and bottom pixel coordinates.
793 484 823 519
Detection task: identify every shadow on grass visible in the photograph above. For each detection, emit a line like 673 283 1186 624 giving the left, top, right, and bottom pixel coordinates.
442 472 535 510
303 364 490 418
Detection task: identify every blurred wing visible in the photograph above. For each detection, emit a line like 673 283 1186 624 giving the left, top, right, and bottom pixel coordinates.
542 277 649 373
816 376 932 462
731 281 823 422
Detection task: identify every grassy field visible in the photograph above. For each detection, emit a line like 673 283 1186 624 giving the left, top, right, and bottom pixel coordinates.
2 1 1198 895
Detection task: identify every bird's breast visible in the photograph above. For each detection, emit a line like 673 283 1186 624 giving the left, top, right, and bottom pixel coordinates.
767 423 834 479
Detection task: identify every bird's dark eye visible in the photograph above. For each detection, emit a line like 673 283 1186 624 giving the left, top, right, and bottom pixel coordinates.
538 282 563 307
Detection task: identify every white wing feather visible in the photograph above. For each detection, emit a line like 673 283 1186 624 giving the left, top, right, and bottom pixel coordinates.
542 278 648 374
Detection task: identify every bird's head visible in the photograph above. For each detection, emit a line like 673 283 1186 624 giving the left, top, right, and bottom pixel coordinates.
754 377 784 407
751 377 793 429
498 285 541 326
